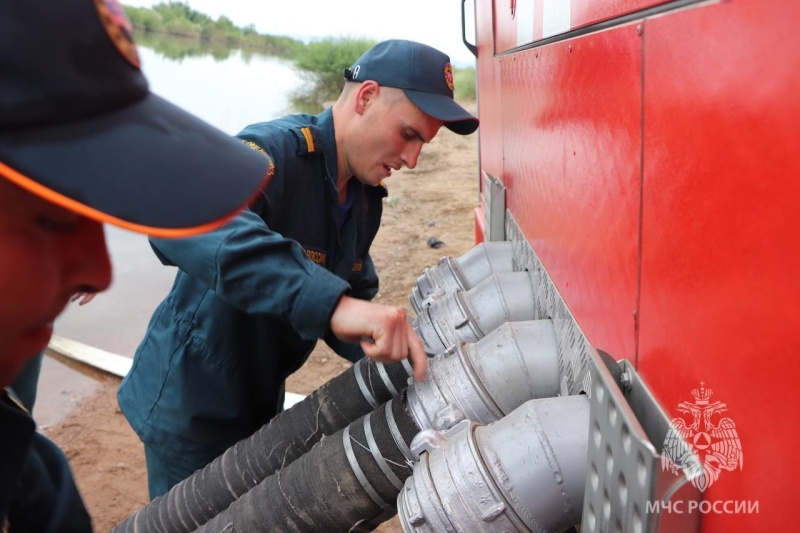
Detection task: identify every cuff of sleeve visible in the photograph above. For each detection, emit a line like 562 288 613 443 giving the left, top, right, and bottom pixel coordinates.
291 267 350 341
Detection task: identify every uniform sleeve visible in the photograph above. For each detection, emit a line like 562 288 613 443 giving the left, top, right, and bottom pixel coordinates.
322 329 365 363
150 209 350 341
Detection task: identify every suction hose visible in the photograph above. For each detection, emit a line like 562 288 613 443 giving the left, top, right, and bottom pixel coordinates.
113 318 557 532
109 357 413 533
194 393 420 532
195 320 561 532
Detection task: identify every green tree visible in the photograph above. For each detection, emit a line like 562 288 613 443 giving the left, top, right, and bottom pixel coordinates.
152 1 206 24
123 2 304 57
163 17 200 38
290 37 376 111
125 6 163 32
453 66 476 101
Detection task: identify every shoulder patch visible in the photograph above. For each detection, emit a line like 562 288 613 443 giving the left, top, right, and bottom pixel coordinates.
241 140 276 178
242 140 268 157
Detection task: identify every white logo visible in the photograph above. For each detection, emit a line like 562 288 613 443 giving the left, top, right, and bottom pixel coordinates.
661 382 743 492
351 65 361 80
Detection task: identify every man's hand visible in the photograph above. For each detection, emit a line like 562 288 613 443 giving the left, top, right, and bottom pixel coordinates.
329 295 427 381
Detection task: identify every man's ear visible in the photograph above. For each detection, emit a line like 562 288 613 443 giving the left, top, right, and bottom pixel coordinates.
354 80 380 115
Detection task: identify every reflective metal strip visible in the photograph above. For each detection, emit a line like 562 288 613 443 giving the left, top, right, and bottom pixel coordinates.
364 412 405 490
343 425 395 513
377 362 400 397
385 400 414 464
354 358 379 409
401 357 413 377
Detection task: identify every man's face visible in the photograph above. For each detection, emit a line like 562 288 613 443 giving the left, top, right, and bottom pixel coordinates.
0 179 112 387
348 87 444 187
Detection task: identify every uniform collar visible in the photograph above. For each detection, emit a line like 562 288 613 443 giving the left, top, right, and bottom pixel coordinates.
316 107 340 186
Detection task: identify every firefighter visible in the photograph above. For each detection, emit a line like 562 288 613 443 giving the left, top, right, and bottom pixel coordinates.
117 39 480 499
0 0 271 530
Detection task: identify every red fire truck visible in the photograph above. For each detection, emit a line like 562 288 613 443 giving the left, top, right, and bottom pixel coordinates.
465 0 798 530
108 3 798 530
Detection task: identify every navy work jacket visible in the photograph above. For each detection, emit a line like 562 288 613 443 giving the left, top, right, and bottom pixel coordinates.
117 108 386 456
0 391 92 532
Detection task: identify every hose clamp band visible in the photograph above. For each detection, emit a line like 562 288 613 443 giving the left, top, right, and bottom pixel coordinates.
343 425 396 513
377 362 400 397
354 358 380 409
364 411 405 490
385 400 415 465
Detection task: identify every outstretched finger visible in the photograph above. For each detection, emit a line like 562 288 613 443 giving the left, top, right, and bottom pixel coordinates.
406 327 428 381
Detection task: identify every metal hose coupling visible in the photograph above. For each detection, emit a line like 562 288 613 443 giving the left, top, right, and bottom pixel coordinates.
398 395 590 533
407 320 560 431
413 271 536 355
410 241 514 315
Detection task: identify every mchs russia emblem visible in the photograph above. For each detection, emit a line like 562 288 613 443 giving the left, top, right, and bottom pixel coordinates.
661 383 744 492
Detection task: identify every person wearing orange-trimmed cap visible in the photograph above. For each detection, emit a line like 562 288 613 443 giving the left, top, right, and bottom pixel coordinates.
0 0 272 530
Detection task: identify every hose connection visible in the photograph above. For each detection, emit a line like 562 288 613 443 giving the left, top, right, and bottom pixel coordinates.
413 271 537 354
399 395 590 533
410 241 514 314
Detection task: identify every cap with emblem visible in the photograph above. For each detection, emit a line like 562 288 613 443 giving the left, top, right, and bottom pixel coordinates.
344 39 479 135
0 0 272 237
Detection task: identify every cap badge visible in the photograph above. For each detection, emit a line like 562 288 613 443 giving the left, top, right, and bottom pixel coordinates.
94 0 141 68
444 63 455 92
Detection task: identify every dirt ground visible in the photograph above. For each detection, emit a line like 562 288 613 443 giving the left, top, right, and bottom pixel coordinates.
42 104 480 533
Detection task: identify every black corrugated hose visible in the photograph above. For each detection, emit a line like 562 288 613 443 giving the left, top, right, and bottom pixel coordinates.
194 391 420 533
109 358 413 533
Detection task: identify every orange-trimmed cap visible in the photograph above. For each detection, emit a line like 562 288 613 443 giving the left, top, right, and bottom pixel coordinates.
0 0 272 238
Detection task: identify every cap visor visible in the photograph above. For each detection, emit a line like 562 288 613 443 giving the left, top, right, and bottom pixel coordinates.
403 90 479 135
0 93 271 238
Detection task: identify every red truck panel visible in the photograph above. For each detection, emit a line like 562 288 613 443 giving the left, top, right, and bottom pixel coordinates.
639 0 800 528
495 0 672 52
475 0 504 184
497 25 642 364
476 0 798 527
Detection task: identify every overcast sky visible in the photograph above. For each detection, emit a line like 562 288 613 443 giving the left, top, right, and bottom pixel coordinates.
123 0 477 66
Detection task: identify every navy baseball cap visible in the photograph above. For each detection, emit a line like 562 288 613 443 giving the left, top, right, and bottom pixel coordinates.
0 0 272 238
344 40 479 135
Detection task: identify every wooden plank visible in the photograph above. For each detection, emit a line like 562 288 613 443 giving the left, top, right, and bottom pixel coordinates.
47 335 131 378
46 335 307 409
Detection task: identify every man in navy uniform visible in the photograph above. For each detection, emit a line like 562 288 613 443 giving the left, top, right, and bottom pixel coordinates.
118 39 479 498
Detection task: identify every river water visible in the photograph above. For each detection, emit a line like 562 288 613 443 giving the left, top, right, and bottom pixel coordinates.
137 45 299 135
38 40 301 428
